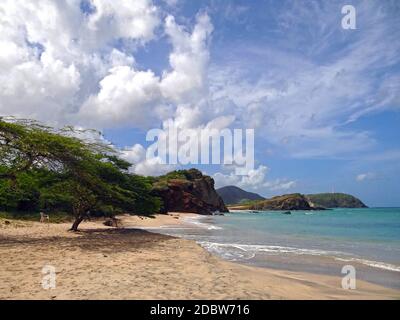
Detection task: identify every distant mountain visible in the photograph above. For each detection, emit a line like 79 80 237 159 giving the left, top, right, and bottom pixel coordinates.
306 193 368 208
227 192 367 211
217 186 265 205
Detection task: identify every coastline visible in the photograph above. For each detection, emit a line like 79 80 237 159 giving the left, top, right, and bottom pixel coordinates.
0 214 399 300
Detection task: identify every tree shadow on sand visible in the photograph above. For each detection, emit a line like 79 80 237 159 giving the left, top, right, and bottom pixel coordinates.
0 228 175 254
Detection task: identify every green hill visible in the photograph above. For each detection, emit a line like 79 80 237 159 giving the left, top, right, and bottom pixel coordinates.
306 193 367 208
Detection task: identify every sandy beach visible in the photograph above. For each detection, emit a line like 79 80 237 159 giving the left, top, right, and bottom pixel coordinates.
0 214 399 300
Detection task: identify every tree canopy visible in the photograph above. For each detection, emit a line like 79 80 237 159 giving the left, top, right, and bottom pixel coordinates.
0 117 160 230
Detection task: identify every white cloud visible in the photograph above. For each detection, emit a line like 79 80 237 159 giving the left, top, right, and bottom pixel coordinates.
87 0 160 43
0 0 160 126
77 12 213 128
120 143 175 176
263 179 297 191
1 0 398 185
160 13 213 102
121 144 147 165
0 51 81 123
79 66 162 128
109 49 136 68
356 172 376 182
134 157 176 176
3 0 396 162
213 165 296 192
0 1 215 131
206 1 400 159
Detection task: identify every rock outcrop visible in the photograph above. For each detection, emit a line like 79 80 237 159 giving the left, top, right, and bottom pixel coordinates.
248 193 320 211
306 193 368 208
229 192 368 211
152 169 229 215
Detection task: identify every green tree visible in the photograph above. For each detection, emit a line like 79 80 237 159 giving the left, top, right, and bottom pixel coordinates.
0 117 160 231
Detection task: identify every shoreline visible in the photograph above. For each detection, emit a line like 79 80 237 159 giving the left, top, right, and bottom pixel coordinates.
0 214 399 300
123 213 400 290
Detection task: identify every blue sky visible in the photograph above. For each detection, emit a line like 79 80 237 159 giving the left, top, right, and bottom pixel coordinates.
1 0 399 206
108 0 400 206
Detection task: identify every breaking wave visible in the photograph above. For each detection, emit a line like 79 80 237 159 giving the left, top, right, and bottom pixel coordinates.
197 241 400 272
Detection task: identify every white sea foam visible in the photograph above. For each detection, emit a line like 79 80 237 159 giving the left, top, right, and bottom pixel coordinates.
197 241 400 273
182 216 223 230
197 241 343 261
198 242 256 260
334 257 400 272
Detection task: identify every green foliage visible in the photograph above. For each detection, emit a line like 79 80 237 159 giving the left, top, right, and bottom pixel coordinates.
0 211 71 223
154 171 187 182
152 168 203 185
151 169 202 193
0 117 160 229
237 199 263 206
306 193 367 208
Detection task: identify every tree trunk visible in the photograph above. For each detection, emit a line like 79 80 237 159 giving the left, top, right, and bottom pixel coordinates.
70 214 84 231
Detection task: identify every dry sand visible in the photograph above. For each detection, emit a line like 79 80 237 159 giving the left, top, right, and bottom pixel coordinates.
0 214 399 300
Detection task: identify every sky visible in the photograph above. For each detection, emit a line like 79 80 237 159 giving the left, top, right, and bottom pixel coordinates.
0 0 399 206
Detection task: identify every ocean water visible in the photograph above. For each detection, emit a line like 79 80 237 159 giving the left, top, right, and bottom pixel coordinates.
150 208 400 289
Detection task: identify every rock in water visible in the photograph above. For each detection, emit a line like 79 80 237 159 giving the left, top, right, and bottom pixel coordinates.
249 193 317 211
306 193 368 208
152 169 229 215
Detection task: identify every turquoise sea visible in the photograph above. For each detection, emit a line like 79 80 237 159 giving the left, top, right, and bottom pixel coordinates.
152 208 400 289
